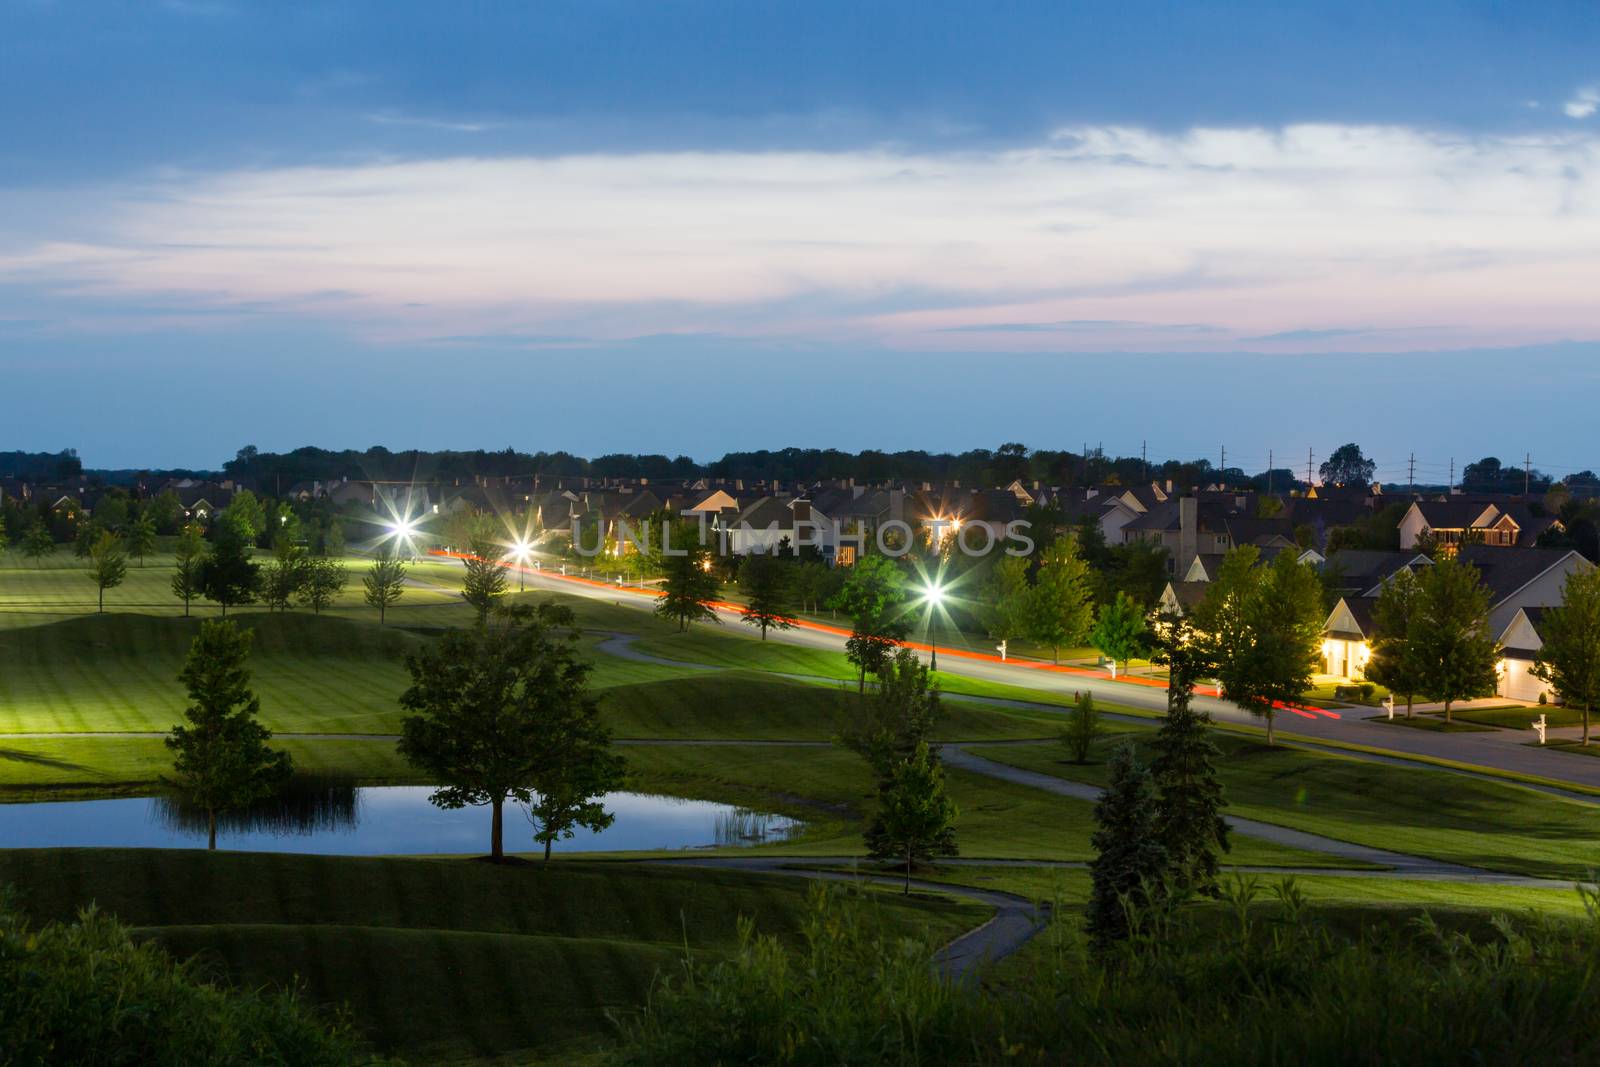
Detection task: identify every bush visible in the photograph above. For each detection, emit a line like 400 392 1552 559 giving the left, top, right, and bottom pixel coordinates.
610 877 1600 1067
0 888 384 1066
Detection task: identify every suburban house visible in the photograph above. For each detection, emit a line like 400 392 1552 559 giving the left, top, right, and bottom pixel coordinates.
1319 546 1594 683
1124 496 1297 577
1494 607 1554 703
1397 499 1521 550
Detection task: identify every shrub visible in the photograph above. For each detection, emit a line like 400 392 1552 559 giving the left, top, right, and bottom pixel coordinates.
609 877 1600 1067
0 888 384 1066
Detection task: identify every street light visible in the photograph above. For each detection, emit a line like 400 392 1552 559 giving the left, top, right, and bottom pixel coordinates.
921 581 945 671
510 538 533 592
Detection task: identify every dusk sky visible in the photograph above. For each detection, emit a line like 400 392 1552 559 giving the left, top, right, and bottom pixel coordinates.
4 1 1600 480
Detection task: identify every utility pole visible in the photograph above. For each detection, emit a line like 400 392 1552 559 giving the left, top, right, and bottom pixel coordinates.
1306 447 1314 490
1220 445 1226 482
1268 449 1274 496
1449 458 1455 493
1141 440 1147 484
1407 453 1415 498
1525 453 1532 496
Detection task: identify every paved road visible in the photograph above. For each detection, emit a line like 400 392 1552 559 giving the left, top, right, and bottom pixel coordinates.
522 568 1600 790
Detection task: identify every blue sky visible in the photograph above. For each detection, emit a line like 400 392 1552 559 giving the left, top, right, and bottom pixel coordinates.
4 1 1600 476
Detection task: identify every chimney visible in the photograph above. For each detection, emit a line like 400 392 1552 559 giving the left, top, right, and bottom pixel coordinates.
1179 496 1199 577
792 500 811 522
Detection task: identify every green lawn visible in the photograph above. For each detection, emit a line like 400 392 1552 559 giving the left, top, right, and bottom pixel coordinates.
1453 705 1586 730
0 848 980 1062
598 670 1059 742
1364 713 1497 733
620 742 1345 868
969 733 1600 880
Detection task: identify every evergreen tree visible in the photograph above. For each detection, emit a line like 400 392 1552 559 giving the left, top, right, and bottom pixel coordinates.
1060 690 1101 764
837 646 942 778
86 529 127 613
1533 569 1600 745
197 521 260 617
297 555 347 615
126 512 157 567
1086 743 1168 952
461 532 509 624
1091 591 1149 678
363 546 408 625
870 740 958 893
165 620 293 849
1413 555 1499 724
1149 617 1230 895
655 525 720 631
738 551 797 639
170 524 206 618
1026 534 1096 664
1366 567 1425 718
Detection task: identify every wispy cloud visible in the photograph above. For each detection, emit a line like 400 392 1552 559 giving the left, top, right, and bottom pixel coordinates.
364 111 496 133
1566 86 1600 119
3 124 1599 351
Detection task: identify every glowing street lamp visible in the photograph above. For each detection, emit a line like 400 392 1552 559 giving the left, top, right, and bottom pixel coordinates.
920 581 945 671
510 539 533 592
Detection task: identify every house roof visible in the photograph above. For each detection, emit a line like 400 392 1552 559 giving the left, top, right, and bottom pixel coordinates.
1456 545 1590 606
1410 499 1500 530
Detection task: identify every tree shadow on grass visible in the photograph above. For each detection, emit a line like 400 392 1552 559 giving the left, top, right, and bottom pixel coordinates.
0 747 97 773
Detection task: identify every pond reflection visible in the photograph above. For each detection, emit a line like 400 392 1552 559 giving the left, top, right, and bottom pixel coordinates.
0 783 802 856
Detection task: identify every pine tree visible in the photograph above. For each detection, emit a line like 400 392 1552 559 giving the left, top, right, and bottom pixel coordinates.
1060 690 1101 764
363 547 408 625
738 552 797 639
656 532 720 632
1086 743 1168 952
869 740 959 893
197 521 260 618
1149 618 1230 895
164 620 293 849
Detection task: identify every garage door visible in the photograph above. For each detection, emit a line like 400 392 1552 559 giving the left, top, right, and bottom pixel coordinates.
1501 660 1546 703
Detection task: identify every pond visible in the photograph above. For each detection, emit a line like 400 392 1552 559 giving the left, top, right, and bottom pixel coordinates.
0 781 802 856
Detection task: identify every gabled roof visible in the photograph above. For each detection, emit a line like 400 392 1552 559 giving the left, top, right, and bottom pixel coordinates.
1408 499 1501 530
1323 595 1377 641
1323 550 1432 592
1456 545 1593 607
733 496 797 532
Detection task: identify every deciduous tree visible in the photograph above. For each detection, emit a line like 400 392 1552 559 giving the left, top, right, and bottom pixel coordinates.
830 554 908 691
297 555 347 615
262 536 309 612
461 532 510 624
165 620 293 849
171 524 206 617
86 529 127 613
198 521 260 617
655 523 720 632
363 546 407 625
1533 569 1600 745
977 555 1031 648
21 519 54 559
1412 555 1499 724
126 513 157 567
1319 442 1376 487
397 603 611 861
1366 567 1424 718
1026 535 1095 664
1091 591 1149 678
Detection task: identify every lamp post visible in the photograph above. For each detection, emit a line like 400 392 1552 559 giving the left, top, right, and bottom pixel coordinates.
921 581 945 671
511 539 532 592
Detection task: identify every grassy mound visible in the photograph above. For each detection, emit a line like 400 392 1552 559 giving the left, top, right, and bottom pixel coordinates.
0 613 422 735
598 671 1056 742
0 848 980 1062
